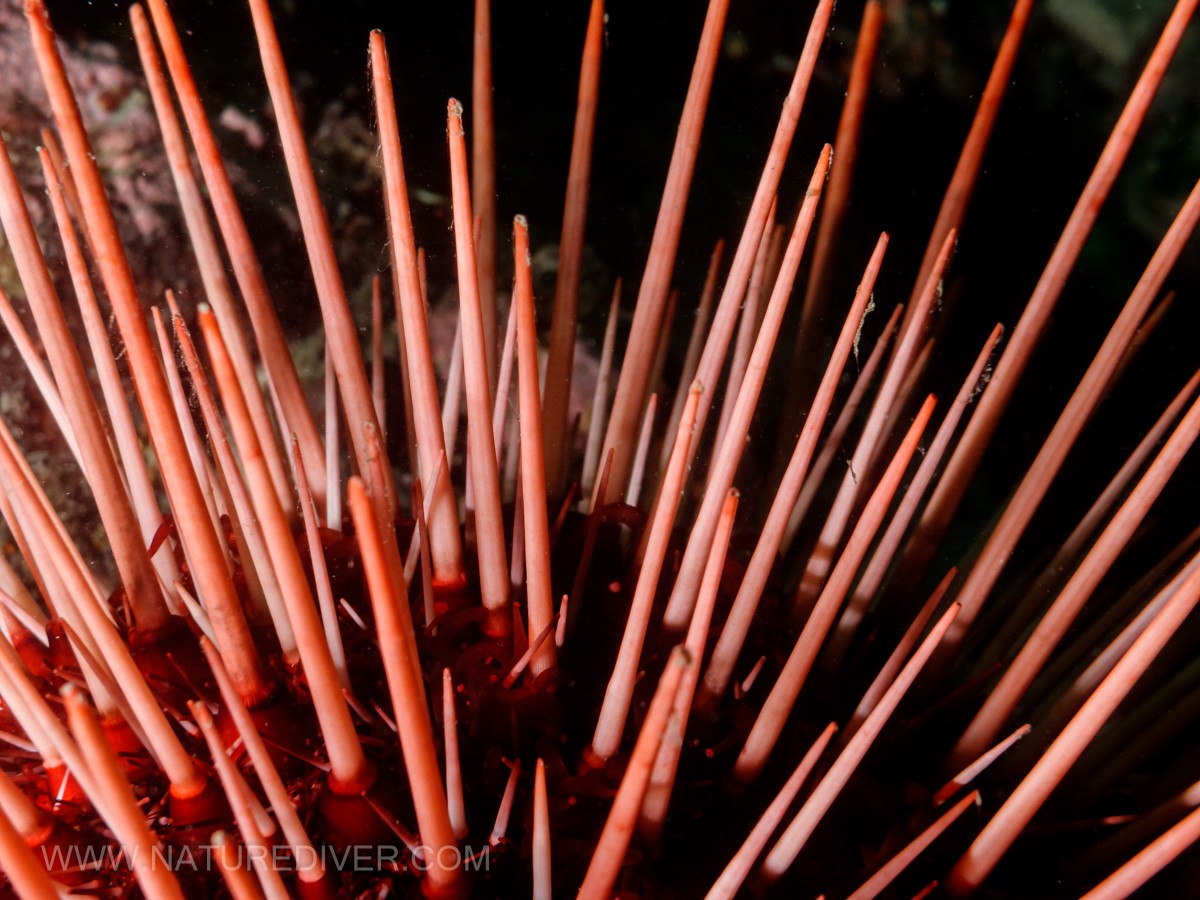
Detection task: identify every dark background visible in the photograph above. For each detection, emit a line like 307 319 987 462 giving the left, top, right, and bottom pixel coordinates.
46 0 1200 531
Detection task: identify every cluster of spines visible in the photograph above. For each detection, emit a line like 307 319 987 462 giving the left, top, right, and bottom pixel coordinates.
0 0 1195 898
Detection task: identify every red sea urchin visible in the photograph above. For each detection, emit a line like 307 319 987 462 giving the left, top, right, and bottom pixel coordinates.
0 0 1198 897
